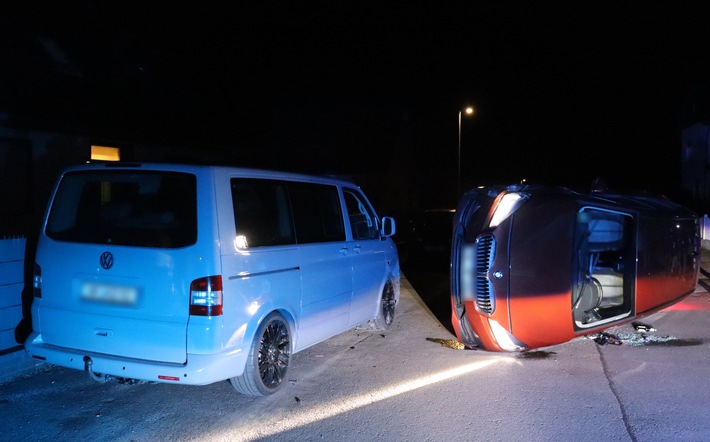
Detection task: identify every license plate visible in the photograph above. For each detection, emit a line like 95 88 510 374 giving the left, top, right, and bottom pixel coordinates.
80 281 138 306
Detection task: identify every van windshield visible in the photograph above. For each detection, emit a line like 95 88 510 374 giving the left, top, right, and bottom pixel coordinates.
46 170 197 248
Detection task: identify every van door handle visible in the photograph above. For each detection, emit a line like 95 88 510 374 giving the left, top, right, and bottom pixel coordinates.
95 328 114 337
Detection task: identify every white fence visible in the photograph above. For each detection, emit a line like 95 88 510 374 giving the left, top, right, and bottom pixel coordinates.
0 236 25 353
0 236 39 383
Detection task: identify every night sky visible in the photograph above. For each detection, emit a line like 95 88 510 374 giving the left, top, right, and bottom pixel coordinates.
3 4 710 209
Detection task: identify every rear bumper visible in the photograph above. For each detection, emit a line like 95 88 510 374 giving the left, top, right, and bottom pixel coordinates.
24 332 248 386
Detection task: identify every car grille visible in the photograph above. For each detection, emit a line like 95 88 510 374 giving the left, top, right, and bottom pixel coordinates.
475 234 495 314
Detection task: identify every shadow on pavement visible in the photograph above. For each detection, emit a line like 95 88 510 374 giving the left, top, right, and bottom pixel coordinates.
401 252 455 335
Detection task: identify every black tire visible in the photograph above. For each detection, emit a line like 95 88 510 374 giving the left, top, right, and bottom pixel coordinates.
372 281 396 330
230 312 291 396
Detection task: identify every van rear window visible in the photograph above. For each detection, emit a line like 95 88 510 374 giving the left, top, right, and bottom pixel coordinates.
46 170 197 248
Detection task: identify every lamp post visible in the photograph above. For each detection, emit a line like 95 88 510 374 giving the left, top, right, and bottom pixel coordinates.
458 106 474 199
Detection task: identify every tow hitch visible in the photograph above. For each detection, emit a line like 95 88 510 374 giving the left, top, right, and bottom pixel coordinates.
83 356 144 385
83 356 110 383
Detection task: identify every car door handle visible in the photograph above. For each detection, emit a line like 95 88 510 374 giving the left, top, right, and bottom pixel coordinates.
94 328 114 337
353 246 362 254
340 247 349 255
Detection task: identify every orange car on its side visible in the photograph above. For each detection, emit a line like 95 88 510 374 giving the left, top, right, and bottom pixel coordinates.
450 183 700 352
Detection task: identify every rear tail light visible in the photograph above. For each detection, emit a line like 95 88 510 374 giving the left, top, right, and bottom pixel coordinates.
190 275 223 316
33 263 42 298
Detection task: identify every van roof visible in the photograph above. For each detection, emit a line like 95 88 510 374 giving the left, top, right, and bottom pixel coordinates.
61 162 361 188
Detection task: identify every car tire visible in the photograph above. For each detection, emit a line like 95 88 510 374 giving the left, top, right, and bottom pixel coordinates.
372 281 396 330
230 312 291 396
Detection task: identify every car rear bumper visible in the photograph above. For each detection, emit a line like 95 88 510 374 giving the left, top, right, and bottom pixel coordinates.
24 332 248 385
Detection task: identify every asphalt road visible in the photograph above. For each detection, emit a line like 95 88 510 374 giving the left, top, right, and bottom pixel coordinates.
2 259 710 441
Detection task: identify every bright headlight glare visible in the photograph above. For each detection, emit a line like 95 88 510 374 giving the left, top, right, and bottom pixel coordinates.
488 318 526 352
489 192 527 228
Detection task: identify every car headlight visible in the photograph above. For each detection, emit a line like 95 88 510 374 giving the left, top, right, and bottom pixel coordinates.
489 192 528 228
488 318 527 352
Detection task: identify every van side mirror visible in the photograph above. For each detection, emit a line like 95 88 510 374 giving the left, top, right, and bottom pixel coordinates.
380 216 396 237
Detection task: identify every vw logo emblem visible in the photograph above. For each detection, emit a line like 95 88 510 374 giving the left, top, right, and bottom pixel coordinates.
99 252 114 270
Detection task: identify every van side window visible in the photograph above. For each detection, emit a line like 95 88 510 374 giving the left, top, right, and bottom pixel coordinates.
231 178 296 248
343 188 379 240
289 182 345 244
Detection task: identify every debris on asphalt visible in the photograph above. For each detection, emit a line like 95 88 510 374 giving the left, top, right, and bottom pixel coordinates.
632 321 656 333
588 331 623 346
426 337 467 350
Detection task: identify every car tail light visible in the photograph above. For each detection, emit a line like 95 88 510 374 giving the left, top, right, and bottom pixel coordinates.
33 263 42 298
190 276 223 316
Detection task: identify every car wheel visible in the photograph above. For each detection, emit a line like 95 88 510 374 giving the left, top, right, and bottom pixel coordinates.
230 312 291 396
372 281 396 330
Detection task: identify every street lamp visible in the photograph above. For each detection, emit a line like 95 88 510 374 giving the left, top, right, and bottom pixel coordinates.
458 106 474 199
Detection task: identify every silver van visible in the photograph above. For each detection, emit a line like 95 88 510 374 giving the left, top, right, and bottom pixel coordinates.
25 162 400 395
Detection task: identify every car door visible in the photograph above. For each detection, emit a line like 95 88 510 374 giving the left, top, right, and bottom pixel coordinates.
342 187 387 327
289 181 353 349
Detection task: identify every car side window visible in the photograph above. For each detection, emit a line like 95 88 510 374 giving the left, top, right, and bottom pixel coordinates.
343 188 379 240
289 182 345 243
231 178 295 248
